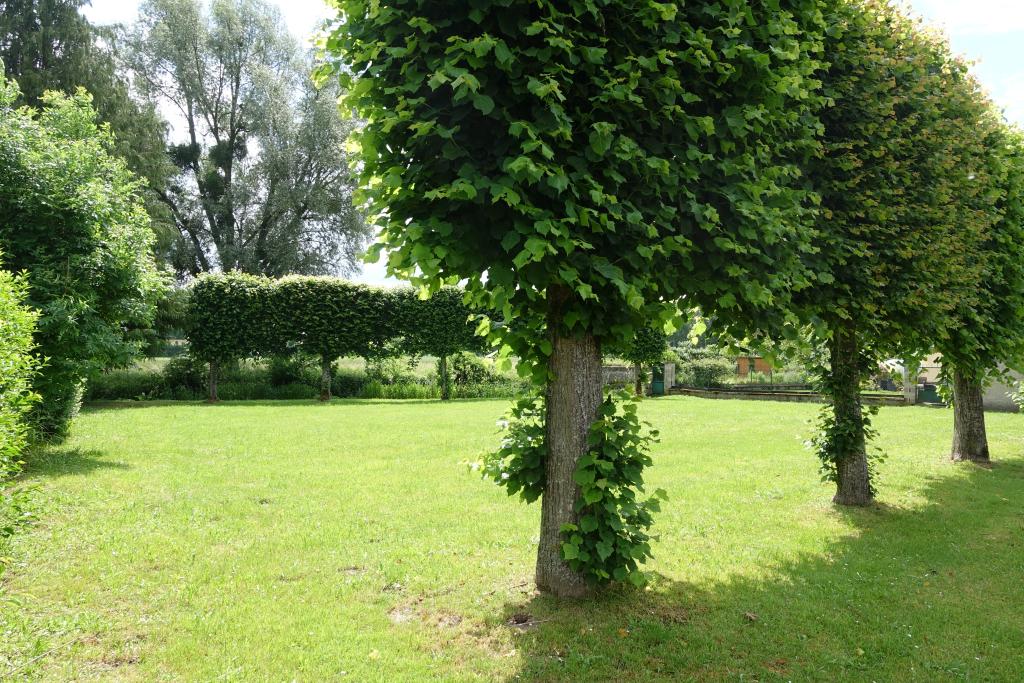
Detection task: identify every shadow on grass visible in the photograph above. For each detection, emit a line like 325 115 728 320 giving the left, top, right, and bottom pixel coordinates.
499 460 1024 681
20 448 130 479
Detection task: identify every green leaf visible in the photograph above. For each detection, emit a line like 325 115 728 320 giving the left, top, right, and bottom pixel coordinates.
472 94 495 115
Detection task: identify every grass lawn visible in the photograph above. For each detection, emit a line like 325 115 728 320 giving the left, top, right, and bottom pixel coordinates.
2 397 1023 681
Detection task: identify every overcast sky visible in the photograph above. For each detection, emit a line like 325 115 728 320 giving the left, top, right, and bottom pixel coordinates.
82 0 1024 285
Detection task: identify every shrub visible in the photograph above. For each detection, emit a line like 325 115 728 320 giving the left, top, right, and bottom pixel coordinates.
163 354 208 392
449 353 494 386
358 380 438 400
86 369 165 401
331 368 369 397
268 354 320 387
451 378 527 399
682 358 735 388
217 382 314 401
0 78 163 442
365 357 421 386
0 265 39 568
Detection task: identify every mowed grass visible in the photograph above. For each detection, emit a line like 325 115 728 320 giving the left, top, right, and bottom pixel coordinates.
2 398 1023 681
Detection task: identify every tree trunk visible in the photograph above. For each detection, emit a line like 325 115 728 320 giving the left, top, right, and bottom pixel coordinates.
951 368 989 462
439 355 450 401
320 355 332 402
208 360 219 403
829 326 872 506
535 296 602 598
634 363 643 396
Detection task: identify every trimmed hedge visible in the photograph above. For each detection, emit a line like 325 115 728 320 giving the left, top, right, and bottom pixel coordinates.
188 274 481 401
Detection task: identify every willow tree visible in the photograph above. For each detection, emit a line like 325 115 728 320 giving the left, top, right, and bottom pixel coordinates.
937 125 1024 462
124 0 370 276
802 0 994 505
324 0 824 596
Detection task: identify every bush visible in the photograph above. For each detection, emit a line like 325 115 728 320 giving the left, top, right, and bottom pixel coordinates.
86 369 166 400
0 79 163 442
681 358 735 388
268 354 320 387
358 380 439 399
452 378 527 399
0 266 39 569
217 382 314 401
163 354 208 391
449 353 494 385
366 357 421 386
82 351 529 402
332 368 369 397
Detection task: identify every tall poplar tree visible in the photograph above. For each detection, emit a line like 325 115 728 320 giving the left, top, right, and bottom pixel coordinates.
325 0 825 595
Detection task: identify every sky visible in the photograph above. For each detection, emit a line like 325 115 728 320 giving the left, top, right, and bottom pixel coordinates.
81 0 1024 284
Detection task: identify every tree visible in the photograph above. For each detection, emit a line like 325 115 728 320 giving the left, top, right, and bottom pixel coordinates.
937 125 1024 462
799 0 995 505
124 0 371 277
397 287 481 400
0 0 175 251
0 75 164 440
273 277 394 401
325 0 825 596
607 326 669 396
187 272 276 402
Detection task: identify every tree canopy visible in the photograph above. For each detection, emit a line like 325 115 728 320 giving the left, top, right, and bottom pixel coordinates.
324 0 827 595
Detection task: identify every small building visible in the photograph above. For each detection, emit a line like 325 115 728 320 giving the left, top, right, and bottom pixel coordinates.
736 356 775 378
983 370 1022 413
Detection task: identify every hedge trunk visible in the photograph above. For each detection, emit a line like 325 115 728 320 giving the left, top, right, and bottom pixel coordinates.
535 322 601 598
208 360 219 403
951 368 990 462
320 355 333 402
439 355 450 401
634 364 643 397
830 326 872 506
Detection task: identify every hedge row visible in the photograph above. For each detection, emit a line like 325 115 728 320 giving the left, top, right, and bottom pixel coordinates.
187 273 482 400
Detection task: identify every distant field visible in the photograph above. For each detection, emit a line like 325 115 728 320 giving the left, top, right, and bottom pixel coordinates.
2 398 1022 681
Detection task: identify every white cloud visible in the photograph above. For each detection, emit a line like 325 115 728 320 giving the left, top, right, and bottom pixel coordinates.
907 0 1024 36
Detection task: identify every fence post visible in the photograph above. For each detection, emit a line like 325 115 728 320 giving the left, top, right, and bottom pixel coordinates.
902 365 917 405
663 362 676 392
